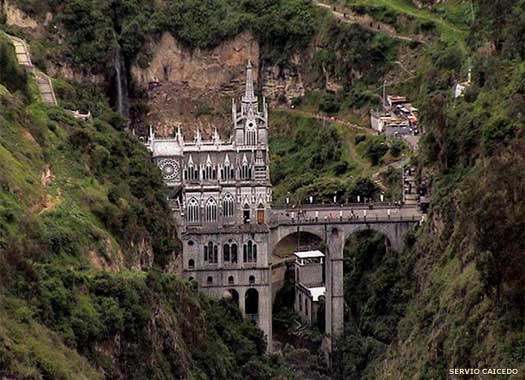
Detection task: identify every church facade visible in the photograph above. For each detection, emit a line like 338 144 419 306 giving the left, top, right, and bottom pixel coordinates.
147 62 273 346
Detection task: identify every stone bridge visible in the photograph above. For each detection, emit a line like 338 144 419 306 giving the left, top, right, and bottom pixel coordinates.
268 203 423 350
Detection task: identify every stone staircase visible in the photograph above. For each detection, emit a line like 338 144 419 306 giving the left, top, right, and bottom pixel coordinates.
7 34 58 106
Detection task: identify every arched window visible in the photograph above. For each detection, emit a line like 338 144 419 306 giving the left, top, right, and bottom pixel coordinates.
228 276 234 285
231 244 238 263
249 275 255 285
241 163 251 179
205 242 218 264
246 129 256 145
187 156 198 181
222 155 234 180
223 193 234 218
223 244 230 262
207 276 213 285
246 121 257 146
205 198 218 222
188 259 195 269
299 293 302 311
243 240 257 263
186 198 200 223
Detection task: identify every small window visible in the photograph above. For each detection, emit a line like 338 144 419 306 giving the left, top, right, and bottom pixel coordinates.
188 259 195 269
231 244 238 263
228 276 234 285
207 276 213 285
188 240 194 246
223 244 230 262
249 275 255 285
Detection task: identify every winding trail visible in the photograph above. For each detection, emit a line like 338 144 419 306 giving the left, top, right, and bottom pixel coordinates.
285 107 374 134
7 34 58 106
313 1 427 45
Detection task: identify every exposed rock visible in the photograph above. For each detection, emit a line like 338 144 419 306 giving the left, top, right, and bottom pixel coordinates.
47 62 105 85
128 238 154 270
131 31 260 91
262 53 307 103
40 165 54 187
135 31 308 136
4 0 38 29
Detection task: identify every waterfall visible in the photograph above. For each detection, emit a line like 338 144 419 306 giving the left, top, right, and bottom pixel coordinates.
113 44 130 120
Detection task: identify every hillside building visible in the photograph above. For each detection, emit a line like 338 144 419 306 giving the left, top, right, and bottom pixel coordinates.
147 61 273 343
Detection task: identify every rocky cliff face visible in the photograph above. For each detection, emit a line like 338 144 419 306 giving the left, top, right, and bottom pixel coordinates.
3 0 38 30
132 31 307 137
131 31 260 91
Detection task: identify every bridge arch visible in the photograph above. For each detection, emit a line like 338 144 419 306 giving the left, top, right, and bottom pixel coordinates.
269 225 327 255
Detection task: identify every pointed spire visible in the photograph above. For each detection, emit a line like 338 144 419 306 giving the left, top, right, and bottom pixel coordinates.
242 60 256 103
213 128 220 144
176 126 184 145
195 129 202 145
149 125 155 142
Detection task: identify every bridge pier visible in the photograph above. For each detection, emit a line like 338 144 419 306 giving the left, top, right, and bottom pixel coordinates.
324 227 345 352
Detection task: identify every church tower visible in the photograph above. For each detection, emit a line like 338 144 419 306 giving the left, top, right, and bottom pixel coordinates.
233 61 268 147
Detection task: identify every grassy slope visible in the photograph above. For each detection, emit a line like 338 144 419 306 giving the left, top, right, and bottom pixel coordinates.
269 109 407 203
332 1 525 378
0 36 286 379
344 0 469 46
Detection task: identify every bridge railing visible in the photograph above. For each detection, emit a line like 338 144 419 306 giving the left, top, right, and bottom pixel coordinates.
269 213 422 226
271 202 412 210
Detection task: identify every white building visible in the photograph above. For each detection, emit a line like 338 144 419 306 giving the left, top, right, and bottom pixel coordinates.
294 250 325 325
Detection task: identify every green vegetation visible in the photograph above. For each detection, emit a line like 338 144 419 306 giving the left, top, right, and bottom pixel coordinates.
344 0 469 45
0 33 29 99
333 230 416 380
332 1 525 378
0 44 291 378
8 0 314 74
269 110 396 203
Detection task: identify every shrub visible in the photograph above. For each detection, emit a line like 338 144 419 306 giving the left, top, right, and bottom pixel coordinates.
319 93 340 114
365 141 389 165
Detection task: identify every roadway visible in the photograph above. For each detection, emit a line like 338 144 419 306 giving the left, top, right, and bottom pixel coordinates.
270 204 423 226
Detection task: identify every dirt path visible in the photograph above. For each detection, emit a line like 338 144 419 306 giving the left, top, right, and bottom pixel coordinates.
313 1 426 45
285 107 374 134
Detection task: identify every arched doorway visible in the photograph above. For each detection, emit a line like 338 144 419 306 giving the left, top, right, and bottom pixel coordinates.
272 231 324 303
245 288 259 323
271 231 325 348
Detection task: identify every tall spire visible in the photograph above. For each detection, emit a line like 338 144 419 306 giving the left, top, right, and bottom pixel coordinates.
242 60 256 103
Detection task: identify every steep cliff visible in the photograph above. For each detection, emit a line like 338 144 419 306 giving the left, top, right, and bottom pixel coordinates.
0 30 292 380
